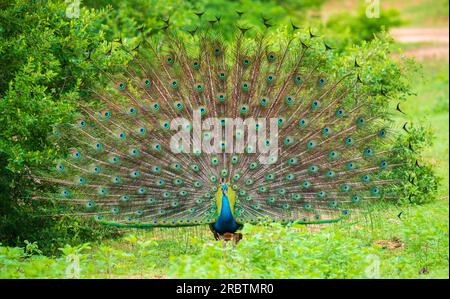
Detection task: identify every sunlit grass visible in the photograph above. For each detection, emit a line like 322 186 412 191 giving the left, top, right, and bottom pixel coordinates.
402 60 449 196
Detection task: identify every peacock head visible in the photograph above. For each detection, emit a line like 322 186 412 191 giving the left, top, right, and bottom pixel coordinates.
221 182 228 195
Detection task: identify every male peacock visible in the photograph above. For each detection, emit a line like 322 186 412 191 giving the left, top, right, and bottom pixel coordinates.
34 13 413 241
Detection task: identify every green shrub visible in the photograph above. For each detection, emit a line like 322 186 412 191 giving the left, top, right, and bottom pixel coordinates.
0 0 126 255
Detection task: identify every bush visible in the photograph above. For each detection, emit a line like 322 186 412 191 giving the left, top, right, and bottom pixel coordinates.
0 0 125 255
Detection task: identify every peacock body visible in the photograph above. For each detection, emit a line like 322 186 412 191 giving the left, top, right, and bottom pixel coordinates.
35 13 411 239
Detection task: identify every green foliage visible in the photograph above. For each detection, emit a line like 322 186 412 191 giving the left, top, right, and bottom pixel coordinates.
170 200 449 278
1 199 447 278
325 5 403 50
0 0 125 254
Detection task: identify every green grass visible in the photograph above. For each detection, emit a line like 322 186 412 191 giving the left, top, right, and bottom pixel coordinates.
402 60 449 196
1 198 448 278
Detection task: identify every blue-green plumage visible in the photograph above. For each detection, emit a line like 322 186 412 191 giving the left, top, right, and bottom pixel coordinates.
213 185 239 234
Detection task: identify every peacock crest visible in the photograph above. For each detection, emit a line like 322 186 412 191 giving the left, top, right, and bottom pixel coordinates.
34 12 413 236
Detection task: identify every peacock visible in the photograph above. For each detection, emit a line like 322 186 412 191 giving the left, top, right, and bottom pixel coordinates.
34 12 414 242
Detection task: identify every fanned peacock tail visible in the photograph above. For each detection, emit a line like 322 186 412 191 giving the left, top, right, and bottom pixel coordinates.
33 13 413 232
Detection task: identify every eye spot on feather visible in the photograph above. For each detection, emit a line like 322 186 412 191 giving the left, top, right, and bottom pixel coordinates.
102 111 111 118
239 105 249 114
130 170 141 178
164 55 175 65
266 173 275 181
192 61 200 69
152 143 161 152
341 184 351 192
299 118 307 128
284 136 294 145
175 101 184 110
118 132 126 140
56 162 64 173
217 93 226 102
242 58 251 66
249 162 258 170
144 79 151 88
98 187 108 195
118 83 126 90
199 106 207 115
371 187 380 195
128 107 137 115
336 108 344 117
152 103 160 112
329 151 338 159
285 173 295 181
345 136 354 146
195 84 204 92
267 52 276 62
352 195 361 203
307 140 316 149
71 149 81 159
214 47 222 56
309 165 319 173
285 96 294 105
357 117 365 126
211 157 219 166
287 157 298 165
260 97 268 106
62 189 71 197
364 148 373 157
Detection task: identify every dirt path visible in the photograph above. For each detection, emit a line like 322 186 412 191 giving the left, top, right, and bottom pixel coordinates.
391 27 449 60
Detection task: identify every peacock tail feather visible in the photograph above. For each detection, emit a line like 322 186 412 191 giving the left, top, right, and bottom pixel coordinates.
33 13 414 231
